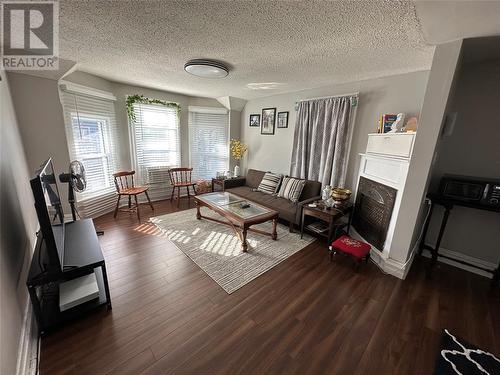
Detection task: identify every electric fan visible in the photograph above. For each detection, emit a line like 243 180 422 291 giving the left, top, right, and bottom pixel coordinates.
59 160 86 222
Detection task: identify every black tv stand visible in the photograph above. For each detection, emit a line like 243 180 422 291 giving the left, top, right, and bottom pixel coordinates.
27 219 112 336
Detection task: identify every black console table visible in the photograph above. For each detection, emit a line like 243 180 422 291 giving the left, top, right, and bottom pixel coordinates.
27 219 112 336
419 193 500 284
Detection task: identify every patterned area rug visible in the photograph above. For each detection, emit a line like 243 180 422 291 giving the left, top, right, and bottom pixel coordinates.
150 208 315 294
434 329 500 374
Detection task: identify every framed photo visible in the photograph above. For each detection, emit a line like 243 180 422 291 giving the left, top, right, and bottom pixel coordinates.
277 111 289 128
261 107 276 135
249 114 260 127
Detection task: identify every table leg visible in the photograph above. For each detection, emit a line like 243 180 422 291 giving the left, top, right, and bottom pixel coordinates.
300 210 305 239
28 285 44 335
101 264 112 310
196 202 201 220
432 207 451 264
418 202 435 256
327 218 334 245
272 218 277 240
241 227 248 252
492 261 500 286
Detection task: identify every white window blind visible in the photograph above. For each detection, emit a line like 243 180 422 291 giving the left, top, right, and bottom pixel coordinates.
130 103 180 186
189 108 229 180
60 89 120 203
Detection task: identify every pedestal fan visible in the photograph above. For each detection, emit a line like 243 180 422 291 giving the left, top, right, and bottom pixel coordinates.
59 160 104 235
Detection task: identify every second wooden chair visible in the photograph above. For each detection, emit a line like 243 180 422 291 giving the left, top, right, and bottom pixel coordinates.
168 167 197 207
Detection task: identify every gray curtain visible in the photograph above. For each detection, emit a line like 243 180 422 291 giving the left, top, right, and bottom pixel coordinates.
290 96 352 187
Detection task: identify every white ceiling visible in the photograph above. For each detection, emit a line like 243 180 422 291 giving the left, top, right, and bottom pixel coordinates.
414 1 500 45
59 0 435 100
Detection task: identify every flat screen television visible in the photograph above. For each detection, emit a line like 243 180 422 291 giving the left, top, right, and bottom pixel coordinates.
30 158 65 272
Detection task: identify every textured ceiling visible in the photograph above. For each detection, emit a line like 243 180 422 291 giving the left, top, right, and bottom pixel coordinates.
59 0 434 100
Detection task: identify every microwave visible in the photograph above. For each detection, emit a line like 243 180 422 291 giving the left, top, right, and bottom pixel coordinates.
439 175 500 208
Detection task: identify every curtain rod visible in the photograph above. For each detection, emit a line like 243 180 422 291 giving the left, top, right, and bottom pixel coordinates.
298 92 359 102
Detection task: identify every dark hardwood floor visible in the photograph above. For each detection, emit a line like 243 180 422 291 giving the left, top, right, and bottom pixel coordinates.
40 199 500 374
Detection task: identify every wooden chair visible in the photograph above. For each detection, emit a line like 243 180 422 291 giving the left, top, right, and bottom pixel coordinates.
113 171 154 222
168 167 197 207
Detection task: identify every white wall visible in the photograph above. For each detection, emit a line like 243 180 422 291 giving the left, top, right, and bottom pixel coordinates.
390 40 463 264
240 71 430 193
1 72 39 375
8 72 72 213
427 59 500 264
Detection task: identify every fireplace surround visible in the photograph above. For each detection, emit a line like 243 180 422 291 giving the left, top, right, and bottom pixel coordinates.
351 133 416 279
352 177 397 251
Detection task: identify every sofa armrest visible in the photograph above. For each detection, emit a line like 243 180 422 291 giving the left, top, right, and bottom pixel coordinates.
223 177 246 189
295 195 322 224
298 195 322 207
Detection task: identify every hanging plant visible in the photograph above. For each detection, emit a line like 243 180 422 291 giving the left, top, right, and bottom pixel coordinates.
126 94 181 122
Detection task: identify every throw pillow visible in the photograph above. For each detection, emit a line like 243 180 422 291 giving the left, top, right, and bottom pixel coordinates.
257 172 282 195
277 177 306 202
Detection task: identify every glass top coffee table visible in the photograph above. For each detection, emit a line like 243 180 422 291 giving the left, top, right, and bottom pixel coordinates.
194 192 279 252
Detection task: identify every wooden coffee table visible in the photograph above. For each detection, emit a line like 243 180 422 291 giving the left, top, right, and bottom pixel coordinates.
194 192 279 252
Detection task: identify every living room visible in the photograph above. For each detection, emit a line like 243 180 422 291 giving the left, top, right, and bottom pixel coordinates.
1 1 500 374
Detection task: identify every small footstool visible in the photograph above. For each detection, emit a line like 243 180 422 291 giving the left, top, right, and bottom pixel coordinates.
329 235 371 270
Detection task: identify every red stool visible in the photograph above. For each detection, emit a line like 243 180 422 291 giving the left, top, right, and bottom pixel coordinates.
329 235 371 271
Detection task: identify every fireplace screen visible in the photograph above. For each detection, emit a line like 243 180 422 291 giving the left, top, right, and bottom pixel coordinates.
352 177 397 250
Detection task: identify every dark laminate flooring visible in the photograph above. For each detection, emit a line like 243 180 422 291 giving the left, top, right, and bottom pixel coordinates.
40 199 500 374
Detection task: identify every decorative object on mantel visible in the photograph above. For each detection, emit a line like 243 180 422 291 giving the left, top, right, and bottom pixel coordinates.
387 113 405 133
404 116 418 132
379 113 398 133
277 111 289 128
249 114 260 127
126 94 180 122
261 107 276 135
230 139 247 177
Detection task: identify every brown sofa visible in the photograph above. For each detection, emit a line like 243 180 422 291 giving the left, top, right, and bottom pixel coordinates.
225 169 322 229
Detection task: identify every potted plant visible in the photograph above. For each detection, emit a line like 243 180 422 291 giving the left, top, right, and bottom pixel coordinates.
230 139 247 177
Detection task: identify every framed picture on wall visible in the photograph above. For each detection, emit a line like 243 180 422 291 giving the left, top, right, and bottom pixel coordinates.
277 111 289 128
261 107 276 135
249 114 260 127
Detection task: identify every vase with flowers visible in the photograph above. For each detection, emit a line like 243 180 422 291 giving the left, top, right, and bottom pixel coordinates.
230 139 248 177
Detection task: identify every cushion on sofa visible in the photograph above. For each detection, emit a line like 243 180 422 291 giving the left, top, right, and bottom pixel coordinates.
257 172 282 195
300 179 322 201
245 169 266 189
277 177 306 203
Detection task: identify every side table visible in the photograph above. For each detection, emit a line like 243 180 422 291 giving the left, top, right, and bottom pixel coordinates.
211 176 246 192
300 202 353 245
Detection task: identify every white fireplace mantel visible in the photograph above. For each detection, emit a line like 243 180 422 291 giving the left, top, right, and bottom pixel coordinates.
351 133 416 279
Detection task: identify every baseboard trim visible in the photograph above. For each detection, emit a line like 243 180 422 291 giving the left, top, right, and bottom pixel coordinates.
16 300 38 375
421 244 496 279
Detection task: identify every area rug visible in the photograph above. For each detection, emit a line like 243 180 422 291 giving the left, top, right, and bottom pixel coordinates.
150 208 315 294
434 329 500 374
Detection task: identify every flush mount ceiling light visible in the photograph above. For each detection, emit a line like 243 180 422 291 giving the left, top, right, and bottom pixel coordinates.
184 59 229 78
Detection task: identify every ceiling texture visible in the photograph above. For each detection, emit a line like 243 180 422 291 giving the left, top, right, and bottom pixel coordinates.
59 0 435 100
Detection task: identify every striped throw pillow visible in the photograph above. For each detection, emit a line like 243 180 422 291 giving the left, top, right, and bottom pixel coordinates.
257 172 282 195
277 177 306 202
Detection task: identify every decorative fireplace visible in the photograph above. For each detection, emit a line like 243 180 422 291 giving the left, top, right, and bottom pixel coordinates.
352 177 397 251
